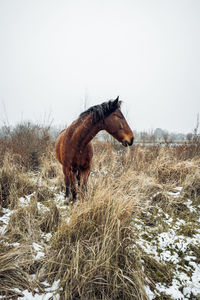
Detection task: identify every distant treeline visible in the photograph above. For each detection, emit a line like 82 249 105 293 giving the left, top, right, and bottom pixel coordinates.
0 122 199 148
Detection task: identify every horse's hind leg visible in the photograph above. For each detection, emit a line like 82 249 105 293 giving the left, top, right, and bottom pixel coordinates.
69 171 77 202
63 167 77 202
76 170 81 187
63 166 70 198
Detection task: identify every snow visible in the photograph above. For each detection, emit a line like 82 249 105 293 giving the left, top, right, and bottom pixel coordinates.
135 194 200 300
144 285 154 300
18 193 34 206
54 192 67 210
160 250 179 264
42 232 52 242
185 199 196 212
176 187 183 192
0 208 13 234
156 279 185 299
18 290 55 300
14 280 61 299
167 191 180 198
32 242 45 260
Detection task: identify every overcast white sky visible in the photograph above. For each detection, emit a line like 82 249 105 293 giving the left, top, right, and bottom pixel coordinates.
0 0 200 133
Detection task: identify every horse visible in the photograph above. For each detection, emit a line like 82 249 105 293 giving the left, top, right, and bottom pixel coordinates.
55 97 134 202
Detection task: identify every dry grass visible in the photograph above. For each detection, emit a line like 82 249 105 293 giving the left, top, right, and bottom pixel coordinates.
44 192 148 300
39 202 61 233
0 153 36 208
0 133 200 299
182 166 200 202
6 198 39 242
0 243 42 299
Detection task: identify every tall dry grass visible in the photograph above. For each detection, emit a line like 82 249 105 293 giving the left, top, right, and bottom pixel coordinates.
0 245 41 299
0 129 200 299
44 191 147 300
0 153 36 208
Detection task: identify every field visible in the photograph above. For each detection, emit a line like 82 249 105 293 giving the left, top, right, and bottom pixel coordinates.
0 125 200 299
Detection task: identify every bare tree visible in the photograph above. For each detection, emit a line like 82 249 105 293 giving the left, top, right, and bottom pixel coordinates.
162 131 169 145
140 131 148 144
186 133 193 143
193 113 199 137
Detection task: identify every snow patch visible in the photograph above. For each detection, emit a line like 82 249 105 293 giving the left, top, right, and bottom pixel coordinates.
32 243 45 260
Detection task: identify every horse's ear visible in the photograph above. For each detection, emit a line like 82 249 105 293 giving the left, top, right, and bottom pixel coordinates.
112 96 119 108
115 96 119 103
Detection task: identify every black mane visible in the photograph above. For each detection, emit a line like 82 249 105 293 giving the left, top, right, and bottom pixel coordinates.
79 98 121 122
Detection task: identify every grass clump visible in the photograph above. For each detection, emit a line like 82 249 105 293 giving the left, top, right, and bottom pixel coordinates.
6 198 39 242
182 168 200 203
0 153 35 208
156 160 199 185
40 202 60 233
0 245 40 299
142 255 173 286
45 194 148 300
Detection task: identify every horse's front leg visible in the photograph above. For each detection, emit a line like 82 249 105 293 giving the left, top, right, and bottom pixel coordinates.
80 168 90 199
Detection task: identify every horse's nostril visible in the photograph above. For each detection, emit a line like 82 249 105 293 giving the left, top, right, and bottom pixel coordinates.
130 137 134 145
128 137 134 146
124 137 134 147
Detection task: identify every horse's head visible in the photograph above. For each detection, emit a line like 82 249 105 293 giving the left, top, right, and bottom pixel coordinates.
104 97 134 147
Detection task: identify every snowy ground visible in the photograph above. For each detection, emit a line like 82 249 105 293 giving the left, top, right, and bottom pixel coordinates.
134 187 200 299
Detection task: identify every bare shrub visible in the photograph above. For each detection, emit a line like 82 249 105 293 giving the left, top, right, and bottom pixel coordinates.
173 142 200 160
0 122 52 170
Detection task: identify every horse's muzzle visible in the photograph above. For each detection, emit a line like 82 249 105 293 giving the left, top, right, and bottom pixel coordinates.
123 136 134 147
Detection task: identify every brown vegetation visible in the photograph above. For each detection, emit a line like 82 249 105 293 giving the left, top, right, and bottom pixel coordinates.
0 123 199 299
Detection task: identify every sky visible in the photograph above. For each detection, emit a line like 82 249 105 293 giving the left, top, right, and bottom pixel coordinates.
0 0 200 134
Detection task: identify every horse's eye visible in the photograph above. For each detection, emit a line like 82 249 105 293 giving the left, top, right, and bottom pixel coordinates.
116 114 123 119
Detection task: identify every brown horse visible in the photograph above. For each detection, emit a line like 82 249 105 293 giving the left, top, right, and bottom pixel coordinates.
55 97 134 202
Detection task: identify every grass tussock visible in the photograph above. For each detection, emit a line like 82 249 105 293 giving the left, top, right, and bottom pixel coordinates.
182 167 200 202
40 202 60 233
45 194 148 300
0 245 41 299
0 153 35 208
155 159 199 185
6 198 39 242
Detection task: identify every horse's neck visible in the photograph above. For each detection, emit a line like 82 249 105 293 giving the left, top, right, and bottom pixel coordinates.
76 116 103 148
